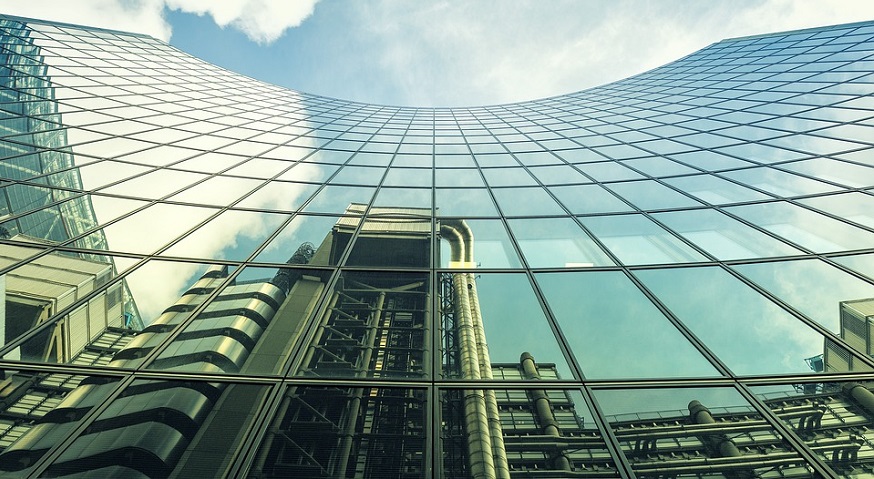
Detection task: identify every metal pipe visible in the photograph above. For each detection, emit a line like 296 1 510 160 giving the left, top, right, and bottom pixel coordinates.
843 382 874 415
521 352 571 471
468 275 509 479
441 220 504 479
688 400 743 458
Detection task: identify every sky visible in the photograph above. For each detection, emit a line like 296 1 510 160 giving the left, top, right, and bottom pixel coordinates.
3 0 874 107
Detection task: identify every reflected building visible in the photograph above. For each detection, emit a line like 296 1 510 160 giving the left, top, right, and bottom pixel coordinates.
2 12 874 479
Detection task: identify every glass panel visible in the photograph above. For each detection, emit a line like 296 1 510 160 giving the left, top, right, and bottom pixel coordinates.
435 188 498 217
492 187 565 216
0 371 122 477
834 253 874 281
233 180 319 212
372 187 431 210
606 180 702 210
73 203 218 254
577 162 644 181
582 214 707 265
249 386 426 478
440 273 571 379
292 271 429 379
664 174 772 205
550 184 633 214
254 214 346 266
653 209 802 260
146 266 330 374
0 249 139 363
328 165 385 185
528 164 590 185
753 381 874 478
435 168 484 188
507 217 614 268
798 192 874 228
481 167 537 187
782 158 874 188
345 210 431 268
160 210 287 261
721 167 840 196
382 167 431 187
734 259 874 334
727 201 874 252
40 378 270 478
439 219 522 268
441 388 618 477
99 169 208 199
168 176 262 207
594 386 816 478
536 271 719 379
302 185 376 214
635 266 867 375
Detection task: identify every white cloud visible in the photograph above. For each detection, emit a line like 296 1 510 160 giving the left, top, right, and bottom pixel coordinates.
0 0 318 43
344 0 874 105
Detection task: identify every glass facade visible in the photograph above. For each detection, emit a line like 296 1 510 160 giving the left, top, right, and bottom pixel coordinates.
0 13 873 478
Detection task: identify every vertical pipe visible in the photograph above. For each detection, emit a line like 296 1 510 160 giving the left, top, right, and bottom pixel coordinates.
442 221 496 479
520 352 571 471
468 273 509 479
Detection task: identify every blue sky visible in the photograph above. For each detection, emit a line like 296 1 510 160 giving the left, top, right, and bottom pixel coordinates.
5 1 874 106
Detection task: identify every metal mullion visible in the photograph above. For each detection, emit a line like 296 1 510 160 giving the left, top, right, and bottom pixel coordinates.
225 381 288 478
733 381 840 478
579 384 638 479
720 262 874 373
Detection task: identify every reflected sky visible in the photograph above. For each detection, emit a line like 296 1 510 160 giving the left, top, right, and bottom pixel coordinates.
634 266 833 375
536 271 719 379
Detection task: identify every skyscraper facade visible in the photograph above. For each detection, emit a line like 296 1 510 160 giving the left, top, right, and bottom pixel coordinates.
0 12 873 478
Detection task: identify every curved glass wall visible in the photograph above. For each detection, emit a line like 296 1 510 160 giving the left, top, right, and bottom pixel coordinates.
0 13 873 478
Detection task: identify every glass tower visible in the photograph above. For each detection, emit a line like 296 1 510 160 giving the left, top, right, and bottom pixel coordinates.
0 13 874 478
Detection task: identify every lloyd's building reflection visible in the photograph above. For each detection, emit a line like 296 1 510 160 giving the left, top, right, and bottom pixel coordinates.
4 12 874 479
0 205 589 477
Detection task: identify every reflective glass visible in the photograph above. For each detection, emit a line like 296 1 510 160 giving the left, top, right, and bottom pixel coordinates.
582 214 708 265
250 386 427 478
439 219 522 268
536 271 719 379
441 273 570 378
290 271 429 379
594 386 817 478
654 209 802 260
635 266 866 375
606 180 702 210
727 201 874 252
507 217 614 268
733 259 874 333
435 188 499 217
441 388 618 477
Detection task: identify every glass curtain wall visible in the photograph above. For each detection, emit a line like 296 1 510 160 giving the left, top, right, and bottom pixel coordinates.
0 13 873 478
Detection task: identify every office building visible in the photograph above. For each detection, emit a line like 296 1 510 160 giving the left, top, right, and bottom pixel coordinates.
0 12 873 478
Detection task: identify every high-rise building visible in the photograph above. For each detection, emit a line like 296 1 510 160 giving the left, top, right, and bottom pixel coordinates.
0 12 874 478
